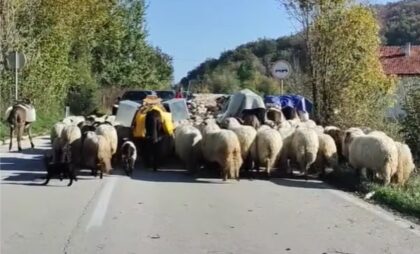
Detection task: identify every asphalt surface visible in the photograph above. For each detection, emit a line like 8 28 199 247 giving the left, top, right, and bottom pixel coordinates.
1 136 420 254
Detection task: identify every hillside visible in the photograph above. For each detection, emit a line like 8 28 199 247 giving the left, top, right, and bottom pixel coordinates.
181 0 420 94
377 0 420 45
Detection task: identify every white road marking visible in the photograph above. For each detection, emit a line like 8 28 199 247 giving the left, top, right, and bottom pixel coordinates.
328 188 420 237
86 176 118 231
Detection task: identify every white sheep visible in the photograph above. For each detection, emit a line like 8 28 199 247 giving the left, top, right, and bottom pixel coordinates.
174 125 203 173
220 118 257 171
200 123 242 181
277 127 295 173
324 126 342 162
121 140 137 176
62 116 85 126
290 128 320 179
105 115 116 125
60 124 82 164
313 125 324 134
97 134 113 177
287 118 301 127
349 133 398 185
341 127 365 160
251 127 282 177
81 131 99 175
302 119 317 128
313 133 338 175
50 122 66 144
257 124 272 132
95 124 118 156
394 141 415 186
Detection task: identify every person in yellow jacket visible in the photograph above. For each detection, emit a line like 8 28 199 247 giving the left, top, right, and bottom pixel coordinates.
132 105 174 139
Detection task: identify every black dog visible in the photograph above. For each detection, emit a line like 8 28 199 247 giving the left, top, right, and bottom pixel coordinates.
43 154 77 186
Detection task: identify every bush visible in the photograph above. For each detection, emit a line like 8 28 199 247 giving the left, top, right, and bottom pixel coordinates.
66 85 100 116
400 79 420 163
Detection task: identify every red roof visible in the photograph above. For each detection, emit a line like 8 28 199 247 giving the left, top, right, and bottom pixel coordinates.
379 46 420 76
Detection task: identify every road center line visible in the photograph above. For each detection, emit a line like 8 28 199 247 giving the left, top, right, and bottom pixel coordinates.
86 176 118 231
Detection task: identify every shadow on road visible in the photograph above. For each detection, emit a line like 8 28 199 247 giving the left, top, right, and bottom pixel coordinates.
0 156 43 171
269 177 330 189
129 162 225 184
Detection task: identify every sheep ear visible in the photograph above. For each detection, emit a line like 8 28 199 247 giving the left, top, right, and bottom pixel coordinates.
236 118 244 124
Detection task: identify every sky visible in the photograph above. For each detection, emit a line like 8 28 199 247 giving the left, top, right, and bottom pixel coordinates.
146 0 400 83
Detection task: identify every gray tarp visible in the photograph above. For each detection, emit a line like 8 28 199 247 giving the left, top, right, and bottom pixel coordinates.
217 89 265 123
163 98 189 122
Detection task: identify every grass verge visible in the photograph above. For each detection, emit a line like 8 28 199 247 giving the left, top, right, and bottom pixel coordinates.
368 173 420 219
325 166 420 221
0 110 61 143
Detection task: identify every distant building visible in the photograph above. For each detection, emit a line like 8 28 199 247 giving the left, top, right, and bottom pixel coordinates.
380 43 420 77
379 43 420 119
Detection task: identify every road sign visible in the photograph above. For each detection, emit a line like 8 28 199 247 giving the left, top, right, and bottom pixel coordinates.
271 60 292 80
7 51 26 70
6 51 26 100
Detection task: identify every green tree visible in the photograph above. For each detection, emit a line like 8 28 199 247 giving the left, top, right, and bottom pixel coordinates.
309 3 395 127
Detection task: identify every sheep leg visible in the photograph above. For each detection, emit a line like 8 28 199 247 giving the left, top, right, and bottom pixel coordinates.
27 125 34 149
100 169 103 179
222 170 228 181
303 165 310 181
17 126 23 151
67 177 73 187
43 174 51 185
382 167 391 186
9 126 13 151
266 159 271 179
235 168 240 181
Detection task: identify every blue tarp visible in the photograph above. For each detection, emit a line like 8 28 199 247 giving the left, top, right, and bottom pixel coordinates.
264 95 313 113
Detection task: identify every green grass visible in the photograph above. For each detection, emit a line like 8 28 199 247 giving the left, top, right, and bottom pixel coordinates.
325 165 420 220
0 111 61 143
369 173 420 219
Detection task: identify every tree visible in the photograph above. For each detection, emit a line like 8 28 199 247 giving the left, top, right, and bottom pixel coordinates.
280 0 347 121
0 0 173 116
309 4 395 127
280 1 395 126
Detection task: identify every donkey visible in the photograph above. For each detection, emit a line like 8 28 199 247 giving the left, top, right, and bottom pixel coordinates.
140 109 170 171
7 102 35 151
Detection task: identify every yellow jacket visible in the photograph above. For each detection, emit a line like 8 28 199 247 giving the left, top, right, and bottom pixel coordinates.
132 105 174 138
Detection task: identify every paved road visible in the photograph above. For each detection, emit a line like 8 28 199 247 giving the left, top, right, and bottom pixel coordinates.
1 136 419 254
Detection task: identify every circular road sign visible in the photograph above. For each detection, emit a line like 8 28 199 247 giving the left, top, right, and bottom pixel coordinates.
271 60 292 80
7 51 26 70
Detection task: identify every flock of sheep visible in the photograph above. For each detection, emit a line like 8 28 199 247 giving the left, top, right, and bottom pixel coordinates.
44 108 416 187
175 109 415 185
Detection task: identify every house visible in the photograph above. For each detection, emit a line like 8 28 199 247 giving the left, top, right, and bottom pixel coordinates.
379 43 420 119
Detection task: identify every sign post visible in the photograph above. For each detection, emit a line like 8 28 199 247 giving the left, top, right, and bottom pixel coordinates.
271 60 292 95
7 51 26 101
